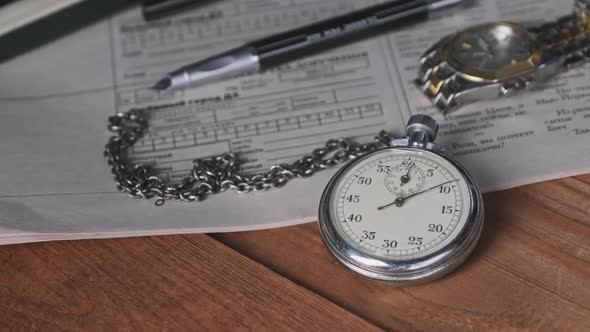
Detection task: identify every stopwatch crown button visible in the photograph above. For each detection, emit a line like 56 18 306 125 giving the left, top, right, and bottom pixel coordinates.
407 115 439 147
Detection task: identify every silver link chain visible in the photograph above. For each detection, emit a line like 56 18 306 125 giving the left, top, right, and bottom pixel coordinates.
104 108 395 205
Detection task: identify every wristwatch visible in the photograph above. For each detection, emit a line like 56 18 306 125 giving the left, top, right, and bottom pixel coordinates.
416 0 590 113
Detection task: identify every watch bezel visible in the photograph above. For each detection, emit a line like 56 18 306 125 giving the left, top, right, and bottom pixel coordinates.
442 22 543 83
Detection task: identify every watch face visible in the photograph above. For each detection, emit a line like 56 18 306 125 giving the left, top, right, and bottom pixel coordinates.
445 23 540 80
324 148 474 261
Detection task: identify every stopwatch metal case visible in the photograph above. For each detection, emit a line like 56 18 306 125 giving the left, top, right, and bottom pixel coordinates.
318 115 484 285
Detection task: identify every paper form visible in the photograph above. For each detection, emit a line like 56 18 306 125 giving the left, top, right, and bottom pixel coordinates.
0 0 588 245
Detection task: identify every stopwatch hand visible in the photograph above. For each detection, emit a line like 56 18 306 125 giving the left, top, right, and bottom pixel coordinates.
377 179 459 210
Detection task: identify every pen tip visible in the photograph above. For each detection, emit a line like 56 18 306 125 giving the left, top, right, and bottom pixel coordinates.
151 77 171 90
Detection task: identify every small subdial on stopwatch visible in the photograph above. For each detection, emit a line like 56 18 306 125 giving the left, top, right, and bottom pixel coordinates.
383 164 426 197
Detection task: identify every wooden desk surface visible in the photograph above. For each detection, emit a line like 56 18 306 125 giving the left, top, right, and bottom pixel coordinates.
1 175 589 331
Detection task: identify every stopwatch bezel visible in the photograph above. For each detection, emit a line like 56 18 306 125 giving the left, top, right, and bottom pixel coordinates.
318 146 484 285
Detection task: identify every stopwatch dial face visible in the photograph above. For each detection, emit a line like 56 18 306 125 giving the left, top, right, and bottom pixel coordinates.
328 148 472 261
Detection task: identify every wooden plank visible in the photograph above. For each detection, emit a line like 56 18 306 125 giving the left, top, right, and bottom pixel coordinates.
214 177 590 331
0 235 383 331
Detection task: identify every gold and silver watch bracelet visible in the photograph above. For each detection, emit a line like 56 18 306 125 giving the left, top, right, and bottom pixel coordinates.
416 1 590 113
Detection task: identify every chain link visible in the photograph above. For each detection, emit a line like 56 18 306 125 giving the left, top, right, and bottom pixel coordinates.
104 108 395 205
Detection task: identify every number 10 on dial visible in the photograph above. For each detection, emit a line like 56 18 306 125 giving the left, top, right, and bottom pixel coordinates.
318 115 484 285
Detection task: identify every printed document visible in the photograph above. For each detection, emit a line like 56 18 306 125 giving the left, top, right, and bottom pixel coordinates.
0 0 589 244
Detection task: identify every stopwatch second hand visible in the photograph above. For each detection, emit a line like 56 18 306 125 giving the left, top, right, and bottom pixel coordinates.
400 164 414 186
377 179 460 211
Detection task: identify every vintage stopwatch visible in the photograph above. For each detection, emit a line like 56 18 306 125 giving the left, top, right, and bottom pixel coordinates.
318 115 484 284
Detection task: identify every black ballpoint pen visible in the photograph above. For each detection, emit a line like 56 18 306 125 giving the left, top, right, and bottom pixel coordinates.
142 0 218 21
153 0 466 90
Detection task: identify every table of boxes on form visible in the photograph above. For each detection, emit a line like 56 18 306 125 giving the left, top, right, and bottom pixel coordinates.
108 0 407 182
